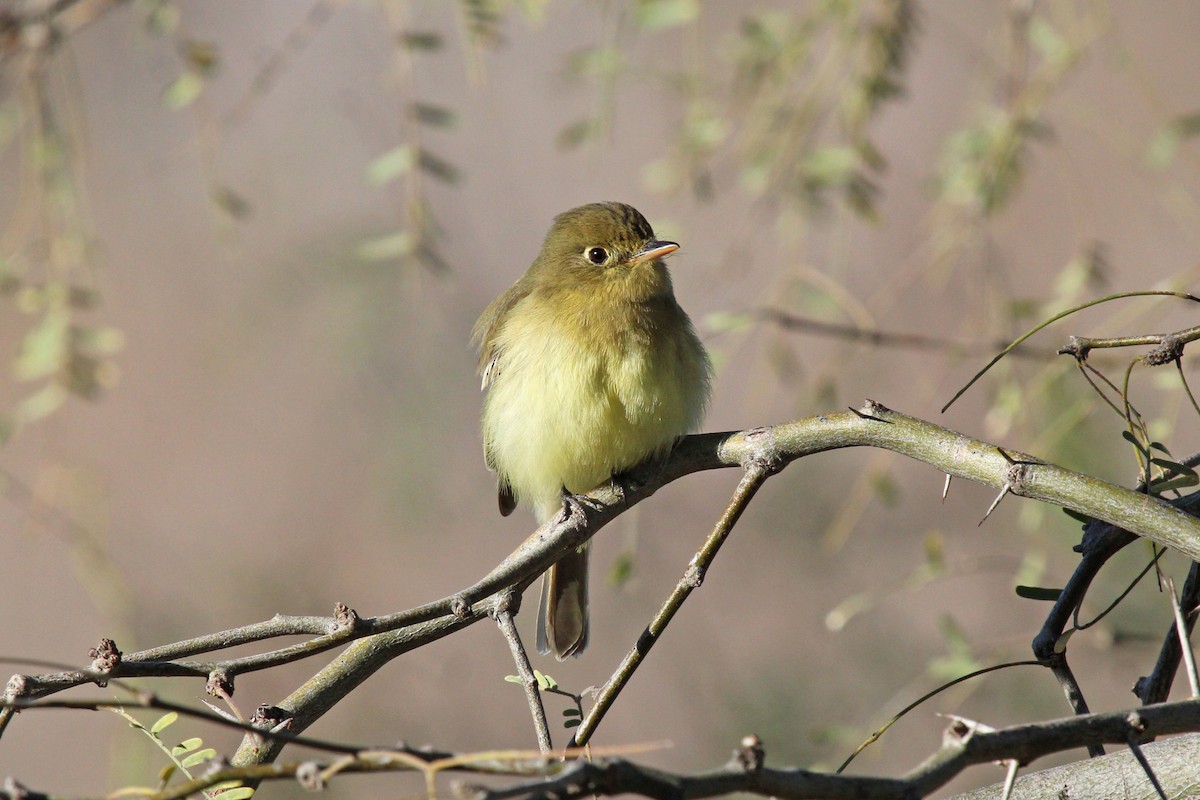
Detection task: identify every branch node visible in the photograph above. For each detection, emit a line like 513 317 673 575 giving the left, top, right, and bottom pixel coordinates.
941 714 995 748
333 601 361 633
206 670 235 699
2 776 31 800
1058 336 1089 360
683 563 704 589
735 733 765 772
851 399 893 423
491 589 520 618
250 703 293 731
4 674 28 701
451 594 471 619
740 427 786 474
295 760 325 792
88 638 121 686
1146 335 1184 366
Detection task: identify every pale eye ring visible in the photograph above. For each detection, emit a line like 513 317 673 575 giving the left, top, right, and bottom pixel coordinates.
585 246 609 265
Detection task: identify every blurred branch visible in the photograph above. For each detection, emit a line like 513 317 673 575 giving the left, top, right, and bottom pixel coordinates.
759 308 1058 359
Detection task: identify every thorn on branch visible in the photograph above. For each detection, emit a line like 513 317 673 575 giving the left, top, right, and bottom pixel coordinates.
850 400 892 423
88 638 121 686
979 484 1011 526
942 473 951 503
1125 734 1167 800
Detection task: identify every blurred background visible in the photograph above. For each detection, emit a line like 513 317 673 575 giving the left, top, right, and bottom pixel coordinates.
1 1 1199 797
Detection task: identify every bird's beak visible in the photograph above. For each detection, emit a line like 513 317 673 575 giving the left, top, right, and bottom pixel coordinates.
629 240 679 266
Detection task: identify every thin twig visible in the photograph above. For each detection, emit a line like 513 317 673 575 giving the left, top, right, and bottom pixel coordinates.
494 594 552 753
1166 577 1200 699
568 463 774 749
1136 561 1200 704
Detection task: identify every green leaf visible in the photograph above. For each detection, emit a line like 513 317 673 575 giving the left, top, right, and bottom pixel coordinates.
72 325 125 355
216 787 254 799
1147 112 1200 169
1027 17 1068 62
635 0 698 30
562 708 581 717
410 103 457 128
400 31 442 50
608 552 635 588
503 675 524 684
1121 430 1150 457
1015 585 1062 601
1152 476 1198 493
1151 457 1197 480
802 146 859 187
182 40 219 75
163 72 204 110
705 310 753 334
534 671 557 690
568 46 624 80
15 313 67 381
212 186 252 220
563 719 581 728
558 118 604 150
356 232 414 262
923 531 945 572
180 747 218 768
150 712 178 735
17 383 67 424
417 149 460 184
171 737 203 757
366 146 417 186
870 470 899 506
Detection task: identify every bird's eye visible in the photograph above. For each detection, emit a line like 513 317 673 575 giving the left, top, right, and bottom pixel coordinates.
586 247 609 265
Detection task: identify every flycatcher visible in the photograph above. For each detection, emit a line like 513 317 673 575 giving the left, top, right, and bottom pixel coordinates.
473 202 711 659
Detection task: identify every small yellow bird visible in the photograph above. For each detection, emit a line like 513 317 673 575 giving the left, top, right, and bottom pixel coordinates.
473 202 711 659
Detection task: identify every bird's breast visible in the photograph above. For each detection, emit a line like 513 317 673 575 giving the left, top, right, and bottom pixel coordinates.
481 291 709 518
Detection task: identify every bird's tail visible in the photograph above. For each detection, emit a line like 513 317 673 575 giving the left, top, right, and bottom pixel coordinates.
537 543 589 659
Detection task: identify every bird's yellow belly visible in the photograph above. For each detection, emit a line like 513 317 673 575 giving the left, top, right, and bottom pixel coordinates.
482 320 702 520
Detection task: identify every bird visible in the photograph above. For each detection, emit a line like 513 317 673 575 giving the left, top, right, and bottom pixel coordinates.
472 201 711 659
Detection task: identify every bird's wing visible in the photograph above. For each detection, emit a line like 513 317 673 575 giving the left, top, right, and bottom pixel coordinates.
471 281 530 390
